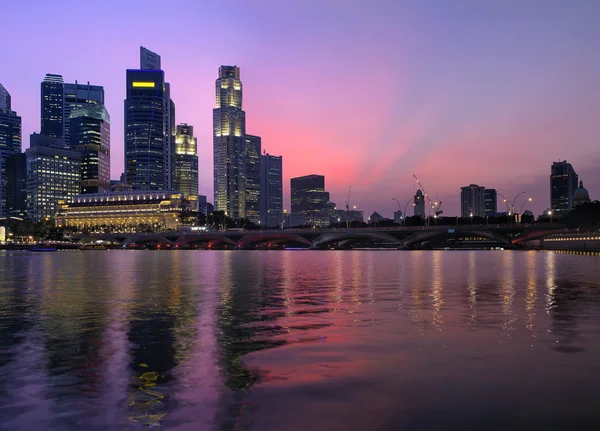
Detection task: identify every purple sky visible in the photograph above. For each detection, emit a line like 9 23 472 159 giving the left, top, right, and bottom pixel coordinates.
2 0 600 217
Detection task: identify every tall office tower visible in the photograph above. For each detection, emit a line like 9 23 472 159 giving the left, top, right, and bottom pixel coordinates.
124 69 168 190
26 133 81 221
0 83 21 217
173 123 198 197
413 189 425 218
460 184 486 217
551 160 578 214
484 188 497 215
6 153 26 217
290 174 331 227
70 105 111 194
213 65 246 219
41 74 64 138
244 135 261 223
62 81 104 147
260 152 282 227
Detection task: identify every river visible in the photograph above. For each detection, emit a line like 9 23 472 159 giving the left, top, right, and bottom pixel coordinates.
1 250 600 430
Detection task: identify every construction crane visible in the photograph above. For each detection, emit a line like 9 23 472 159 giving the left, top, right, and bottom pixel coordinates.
413 175 443 217
345 185 352 228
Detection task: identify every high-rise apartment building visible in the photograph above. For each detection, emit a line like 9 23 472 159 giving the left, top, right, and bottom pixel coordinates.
461 184 486 217
41 74 64 138
484 188 497 215
550 161 578 214
414 189 425 218
213 66 246 219
70 105 110 194
63 81 104 147
260 153 282 227
290 174 331 227
26 134 81 221
173 123 198 197
244 135 261 223
0 83 22 217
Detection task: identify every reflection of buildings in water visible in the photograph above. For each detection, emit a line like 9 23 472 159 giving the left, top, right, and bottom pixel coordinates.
467 251 477 325
545 252 557 314
431 251 444 330
500 251 517 339
525 251 538 334
409 251 426 332
126 252 198 428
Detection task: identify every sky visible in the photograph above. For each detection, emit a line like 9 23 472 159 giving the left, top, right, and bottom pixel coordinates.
2 0 600 217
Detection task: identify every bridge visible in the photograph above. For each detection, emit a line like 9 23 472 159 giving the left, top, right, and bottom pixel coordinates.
71 224 565 250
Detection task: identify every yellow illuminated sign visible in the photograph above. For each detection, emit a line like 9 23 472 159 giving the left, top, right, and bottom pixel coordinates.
132 82 155 88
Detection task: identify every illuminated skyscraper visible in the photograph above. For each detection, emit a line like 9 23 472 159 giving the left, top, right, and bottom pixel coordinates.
140 46 161 70
70 105 110 194
260 153 282 227
244 135 261 223
173 123 198 197
460 184 486 217
290 174 331 227
213 65 246 219
40 74 64 139
0 83 22 217
550 160 578 214
63 81 104 148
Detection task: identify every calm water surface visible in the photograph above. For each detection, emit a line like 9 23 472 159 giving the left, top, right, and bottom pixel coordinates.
1 250 600 430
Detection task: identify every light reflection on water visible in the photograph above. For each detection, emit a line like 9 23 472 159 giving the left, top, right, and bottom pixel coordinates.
1 250 600 430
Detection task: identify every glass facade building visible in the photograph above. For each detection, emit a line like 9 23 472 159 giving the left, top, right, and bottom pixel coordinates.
63 81 104 148
260 153 282 227
461 184 486 217
290 174 331 227
40 74 64 139
173 123 198 197
0 83 22 217
213 66 246 219
6 153 26 217
484 188 497 215
124 69 168 190
26 134 81 221
244 135 261 223
70 105 111 194
551 161 578 214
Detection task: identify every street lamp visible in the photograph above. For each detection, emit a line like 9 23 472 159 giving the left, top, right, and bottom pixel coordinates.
519 197 532 214
548 210 553 223
470 211 473 225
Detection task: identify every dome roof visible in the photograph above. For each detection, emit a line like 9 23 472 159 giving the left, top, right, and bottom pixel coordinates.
574 181 589 198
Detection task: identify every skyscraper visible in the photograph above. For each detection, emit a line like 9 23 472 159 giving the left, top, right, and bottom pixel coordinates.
413 189 425 218
213 66 246 219
62 81 104 147
461 184 486 217
26 133 81 221
0 83 22 217
140 46 161 70
550 161 578 214
244 135 261 223
124 69 168 190
5 153 26 217
484 188 497 215
70 105 110 194
173 123 198 197
260 153 283 227
40 74 64 138
290 174 331 227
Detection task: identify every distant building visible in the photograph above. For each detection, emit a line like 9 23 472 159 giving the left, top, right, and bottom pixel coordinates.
213 65 246 219
414 189 425 218
244 135 261 223
70 105 110 194
173 123 199 197
290 174 331 227
40 74 64 139
550 161 578 213
5 153 26 217
140 46 161 70
0 83 21 217
332 209 364 225
369 211 386 223
573 181 590 206
198 195 208 216
461 184 485 217
393 210 403 223
63 81 104 147
26 133 81 221
260 152 283 228
484 188 497 215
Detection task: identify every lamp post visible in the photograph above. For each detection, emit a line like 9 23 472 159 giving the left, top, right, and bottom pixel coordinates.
519 197 532 214
548 210 553 223
497 193 511 216
470 211 473 225
510 191 527 220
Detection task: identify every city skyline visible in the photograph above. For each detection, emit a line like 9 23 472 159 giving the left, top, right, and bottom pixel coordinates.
2 0 600 217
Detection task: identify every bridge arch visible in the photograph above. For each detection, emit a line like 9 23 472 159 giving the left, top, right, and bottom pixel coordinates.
237 233 312 249
311 231 402 249
174 234 237 249
122 235 174 249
